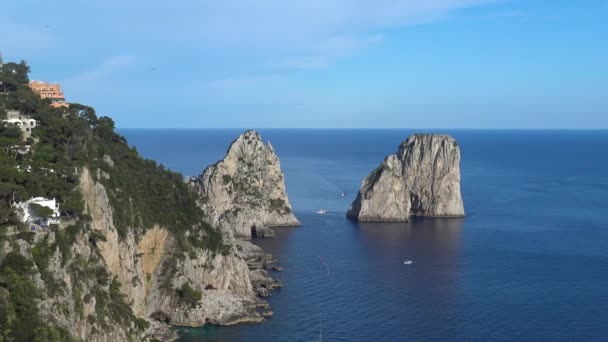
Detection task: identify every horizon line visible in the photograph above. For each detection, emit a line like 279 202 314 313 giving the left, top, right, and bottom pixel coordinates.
115 127 608 131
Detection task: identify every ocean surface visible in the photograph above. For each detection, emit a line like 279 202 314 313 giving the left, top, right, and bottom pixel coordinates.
119 129 608 342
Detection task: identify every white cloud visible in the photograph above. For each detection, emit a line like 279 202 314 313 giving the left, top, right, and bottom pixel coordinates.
4 0 501 119
5 1 498 72
44 0 496 63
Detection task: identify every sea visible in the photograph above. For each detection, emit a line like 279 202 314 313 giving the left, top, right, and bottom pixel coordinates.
119 129 608 342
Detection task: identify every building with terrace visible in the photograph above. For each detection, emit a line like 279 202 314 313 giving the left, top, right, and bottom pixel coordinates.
14 197 61 228
29 80 69 108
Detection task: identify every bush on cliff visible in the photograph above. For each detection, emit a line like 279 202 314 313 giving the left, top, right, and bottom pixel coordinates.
177 282 202 308
0 252 75 341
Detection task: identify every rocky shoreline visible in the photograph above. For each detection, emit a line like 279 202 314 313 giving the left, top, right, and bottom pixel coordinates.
147 236 284 341
145 131 300 340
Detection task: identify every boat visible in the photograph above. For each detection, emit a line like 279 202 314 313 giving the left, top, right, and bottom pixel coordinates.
403 260 413 265
316 209 327 214
340 185 345 197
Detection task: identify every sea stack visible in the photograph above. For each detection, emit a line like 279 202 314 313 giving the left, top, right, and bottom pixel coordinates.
189 130 300 238
347 134 464 221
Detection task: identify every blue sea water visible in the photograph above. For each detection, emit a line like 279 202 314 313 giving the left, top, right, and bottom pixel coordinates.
119 129 608 342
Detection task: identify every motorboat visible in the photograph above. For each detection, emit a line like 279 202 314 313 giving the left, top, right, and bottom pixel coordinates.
403 260 413 265
316 209 327 214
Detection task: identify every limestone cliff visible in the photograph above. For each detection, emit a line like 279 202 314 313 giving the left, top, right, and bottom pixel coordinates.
188 130 300 238
347 134 464 221
0 144 288 341
78 167 274 331
0 226 138 342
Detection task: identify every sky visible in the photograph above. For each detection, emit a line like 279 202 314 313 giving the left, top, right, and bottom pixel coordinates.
1 0 607 129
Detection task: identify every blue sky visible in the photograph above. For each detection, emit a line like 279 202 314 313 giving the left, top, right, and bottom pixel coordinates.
2 0 607 128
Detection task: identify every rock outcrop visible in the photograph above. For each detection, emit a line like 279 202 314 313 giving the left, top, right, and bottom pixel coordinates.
0 134 293 341
79 167 274 331
347 134 464 221
188 130 300 238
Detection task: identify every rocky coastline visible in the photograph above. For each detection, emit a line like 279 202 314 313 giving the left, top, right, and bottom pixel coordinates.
0 56 300 342
151 130 301 339
73 131 297 340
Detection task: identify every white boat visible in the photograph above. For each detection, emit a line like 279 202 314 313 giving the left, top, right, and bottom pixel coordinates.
316 209 327 214
340 185 345 197
403 260 413 265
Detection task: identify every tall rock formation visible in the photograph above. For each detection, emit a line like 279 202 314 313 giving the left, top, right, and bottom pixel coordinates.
188 130 300 238
78 167 270 335
347 134 464 221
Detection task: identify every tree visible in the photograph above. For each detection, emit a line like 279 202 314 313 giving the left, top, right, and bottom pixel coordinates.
70 103 98 127
177 282 202 308
96 116 115 138
0 123 22 140
0 61 30 84
29 203 54 219
61 196 84 217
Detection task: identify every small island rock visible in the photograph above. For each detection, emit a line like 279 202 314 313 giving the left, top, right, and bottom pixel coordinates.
347 134 464 221
189 130 300 238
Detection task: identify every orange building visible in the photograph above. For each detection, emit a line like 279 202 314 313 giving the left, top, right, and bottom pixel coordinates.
29 81 69 108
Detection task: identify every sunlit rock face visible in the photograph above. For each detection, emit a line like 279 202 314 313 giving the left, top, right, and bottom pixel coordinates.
188 130 300 239
348 134 464 221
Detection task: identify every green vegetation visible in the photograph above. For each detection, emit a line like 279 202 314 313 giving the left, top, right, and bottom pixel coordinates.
31 237 61 294
55 224 81 263
30 203 54 218
0 252 74 341
177 282 202 308
269 198 290 213
366 162 388 186
0 55 229 339
0 59 84 228
1 55 226 246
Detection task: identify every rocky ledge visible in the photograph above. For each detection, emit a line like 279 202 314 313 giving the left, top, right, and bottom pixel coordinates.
347 133 464 221
188 130 300 239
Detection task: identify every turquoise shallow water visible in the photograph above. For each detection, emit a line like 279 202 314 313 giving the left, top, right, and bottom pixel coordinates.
120 129 608 342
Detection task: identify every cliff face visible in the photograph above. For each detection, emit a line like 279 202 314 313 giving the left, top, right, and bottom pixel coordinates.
347 134 464 221
188 130 300 238
79 167 272 330
79 167 148 316
3 224 137 342
0 136 291 341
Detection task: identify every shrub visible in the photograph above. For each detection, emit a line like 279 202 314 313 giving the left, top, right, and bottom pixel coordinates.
177 282 201 308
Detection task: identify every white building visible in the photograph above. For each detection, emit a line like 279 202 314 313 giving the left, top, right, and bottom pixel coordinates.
2 110 39 137
15 197 61 227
